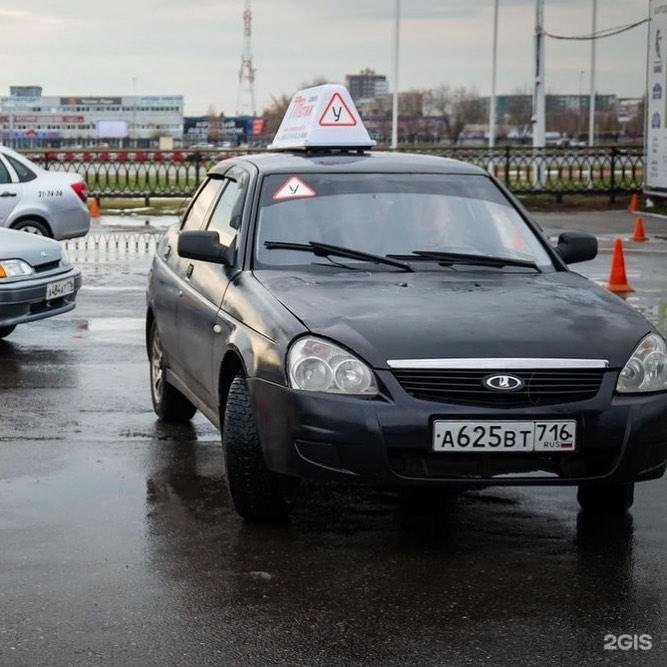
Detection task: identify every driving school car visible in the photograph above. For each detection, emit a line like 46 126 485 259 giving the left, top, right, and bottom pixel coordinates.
146 85 667 521
0 146 90 240
0 227 81 339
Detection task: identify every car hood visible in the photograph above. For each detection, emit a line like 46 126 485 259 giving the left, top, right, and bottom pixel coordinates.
255 269 654 369
0 228 62 265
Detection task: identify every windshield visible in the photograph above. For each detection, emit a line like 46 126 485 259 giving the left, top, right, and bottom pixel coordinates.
254 173 554 271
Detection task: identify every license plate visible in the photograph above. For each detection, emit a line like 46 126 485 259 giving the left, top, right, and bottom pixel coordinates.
46 278 75 300
433 420 576 453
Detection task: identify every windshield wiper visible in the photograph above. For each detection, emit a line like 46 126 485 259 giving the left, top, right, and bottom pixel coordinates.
264 241 414 272
389 250 540 272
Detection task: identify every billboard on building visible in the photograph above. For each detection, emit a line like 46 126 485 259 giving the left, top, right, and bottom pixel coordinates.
61 97 122 106
96 120 129 139
646 1 667 194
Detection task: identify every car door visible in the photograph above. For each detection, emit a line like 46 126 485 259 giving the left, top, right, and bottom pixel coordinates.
152 177 223 374
0 154 22 226
177 166 250 408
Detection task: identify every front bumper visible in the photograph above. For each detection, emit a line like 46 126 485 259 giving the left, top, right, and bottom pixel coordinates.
248 370 667 487
0 267 82 327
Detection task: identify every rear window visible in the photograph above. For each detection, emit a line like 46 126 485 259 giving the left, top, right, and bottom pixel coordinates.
4 154 37 182
0 159 11 185
254 173 553 270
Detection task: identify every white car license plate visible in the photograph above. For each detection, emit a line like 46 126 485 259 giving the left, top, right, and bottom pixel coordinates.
46 278 75 300
433 421 576 453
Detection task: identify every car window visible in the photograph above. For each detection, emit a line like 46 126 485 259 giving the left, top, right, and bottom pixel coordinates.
4 154 37 182
0 159 11 185
206 173 248 248
181 178 224 231
255 173 554 270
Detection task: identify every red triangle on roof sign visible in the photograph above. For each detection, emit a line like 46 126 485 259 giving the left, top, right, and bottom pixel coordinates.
272 176 317 200
318 93 357 127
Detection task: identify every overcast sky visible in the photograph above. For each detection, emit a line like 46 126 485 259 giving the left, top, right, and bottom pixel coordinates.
0 0 650 115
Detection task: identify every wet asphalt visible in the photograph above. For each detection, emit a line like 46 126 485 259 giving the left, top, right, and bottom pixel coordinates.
1 216 666 666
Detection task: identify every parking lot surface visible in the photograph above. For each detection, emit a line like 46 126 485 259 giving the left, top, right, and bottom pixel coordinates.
1 216 666 665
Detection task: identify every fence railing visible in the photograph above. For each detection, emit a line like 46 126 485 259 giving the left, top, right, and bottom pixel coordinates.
23 145 644 201
62 232 159 260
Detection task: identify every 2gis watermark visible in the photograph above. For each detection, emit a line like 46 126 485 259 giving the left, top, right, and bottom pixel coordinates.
604 634 653 652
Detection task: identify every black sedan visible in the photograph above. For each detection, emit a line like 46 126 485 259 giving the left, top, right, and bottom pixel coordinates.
146 151 667 520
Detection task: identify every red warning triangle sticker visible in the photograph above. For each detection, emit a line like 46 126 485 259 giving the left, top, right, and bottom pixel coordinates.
318 93 357 127
272 176 317 201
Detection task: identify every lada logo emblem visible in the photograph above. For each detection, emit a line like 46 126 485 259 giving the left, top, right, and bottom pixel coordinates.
483 374 525 392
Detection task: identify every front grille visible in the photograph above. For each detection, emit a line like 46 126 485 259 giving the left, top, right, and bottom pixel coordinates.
388 449 618 480
392 368 606 407
34 260 61 273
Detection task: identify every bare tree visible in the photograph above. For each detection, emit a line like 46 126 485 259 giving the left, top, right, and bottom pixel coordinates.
424 85 485 145
625 97 645 138
506 91 532 138
261 94 291 137
207 105 221 144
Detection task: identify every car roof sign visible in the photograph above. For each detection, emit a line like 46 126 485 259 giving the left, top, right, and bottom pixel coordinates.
268 84 376 151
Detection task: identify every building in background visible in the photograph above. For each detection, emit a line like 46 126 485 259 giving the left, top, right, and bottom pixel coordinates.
183 115 265 147
0 86 184 148
345 69 389 103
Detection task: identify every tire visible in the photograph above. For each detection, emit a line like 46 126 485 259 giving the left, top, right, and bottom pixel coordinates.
577 483 634 515
223 374 297 520
149 322 197 422
0 325 16 339
12 219 51 237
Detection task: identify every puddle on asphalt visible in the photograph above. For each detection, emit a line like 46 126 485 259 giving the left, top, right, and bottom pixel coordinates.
71 318 145 341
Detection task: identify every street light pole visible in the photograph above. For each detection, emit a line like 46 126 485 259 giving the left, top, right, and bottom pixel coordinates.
588 0 597 147
533 0 546 149
391 0 400 150
489 0 499 148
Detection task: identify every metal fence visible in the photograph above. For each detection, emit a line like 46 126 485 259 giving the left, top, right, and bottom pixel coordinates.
24 145 644 201
62 232 159 261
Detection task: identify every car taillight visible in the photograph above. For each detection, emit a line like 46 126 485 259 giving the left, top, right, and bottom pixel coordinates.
71 181 88 203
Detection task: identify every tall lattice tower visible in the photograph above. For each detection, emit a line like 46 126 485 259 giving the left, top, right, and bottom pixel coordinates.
236 0 257 116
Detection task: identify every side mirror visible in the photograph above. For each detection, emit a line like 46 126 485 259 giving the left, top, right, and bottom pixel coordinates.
555 232 598 264
178 230 231 265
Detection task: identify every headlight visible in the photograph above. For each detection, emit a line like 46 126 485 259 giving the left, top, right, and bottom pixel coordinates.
60 250 71 267
616 333 667 394
0 259 34 279
288 336 378 395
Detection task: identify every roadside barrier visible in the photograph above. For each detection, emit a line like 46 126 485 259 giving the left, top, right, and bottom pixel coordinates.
20 145 645 202
631 217 648 243
62 232 159 259
607 238 634 294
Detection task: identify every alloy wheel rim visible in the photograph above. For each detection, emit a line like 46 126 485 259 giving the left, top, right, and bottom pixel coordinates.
21 225 45 235
151 333 164 401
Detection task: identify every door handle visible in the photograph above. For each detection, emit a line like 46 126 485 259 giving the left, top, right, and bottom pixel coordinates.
0 192 17 198
185 264 194 279
163 244 172 260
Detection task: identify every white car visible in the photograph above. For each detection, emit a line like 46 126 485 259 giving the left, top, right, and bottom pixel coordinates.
0 146 90 240
0 227 81 339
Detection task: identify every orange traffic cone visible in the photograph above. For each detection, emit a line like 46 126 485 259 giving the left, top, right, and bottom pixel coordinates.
628 193 640 213
631 216 648 242
89 198 101 219
607 238 634 293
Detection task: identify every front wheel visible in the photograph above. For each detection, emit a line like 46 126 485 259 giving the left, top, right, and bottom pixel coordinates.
577 483 634 515
0 325 16 339
149 322 197 422
223 374 298 520
12 219 51 237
